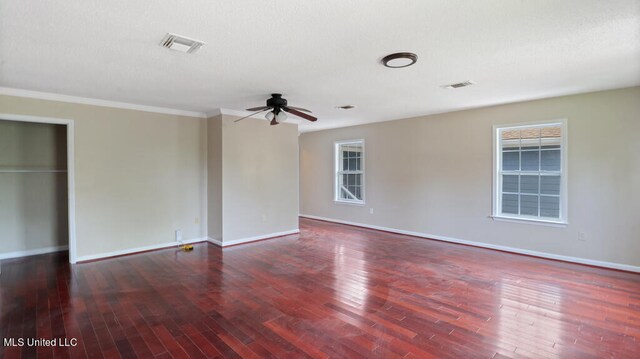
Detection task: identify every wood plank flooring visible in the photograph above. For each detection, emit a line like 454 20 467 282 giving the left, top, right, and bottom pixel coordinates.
1 218 639 358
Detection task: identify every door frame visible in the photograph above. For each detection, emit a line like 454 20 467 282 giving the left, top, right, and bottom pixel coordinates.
0 113 77 264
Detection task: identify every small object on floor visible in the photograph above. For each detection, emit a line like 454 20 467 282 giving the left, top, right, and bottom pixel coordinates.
180 244 194 252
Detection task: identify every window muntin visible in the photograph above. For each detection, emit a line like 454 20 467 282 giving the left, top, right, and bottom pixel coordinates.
335 140 364 204
495 122 566 223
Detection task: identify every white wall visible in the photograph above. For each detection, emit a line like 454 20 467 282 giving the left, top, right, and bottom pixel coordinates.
300 87 640 268
0 95 208 260
0 120 68 255
219 115 299 242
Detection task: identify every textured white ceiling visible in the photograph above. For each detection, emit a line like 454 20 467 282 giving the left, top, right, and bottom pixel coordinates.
1 0 639 132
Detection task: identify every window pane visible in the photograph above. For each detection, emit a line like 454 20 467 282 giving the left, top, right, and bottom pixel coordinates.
521 151 540 171
340 188 349 200
520 138 539 150
502 138 519 149
502 175 518 193
502 151 519 170
348 158 357 171
520 194 538 216
541 137 560 149
495 124 563 221
520 128 540 144
540 196 560 218
502 194 519 214
540 175 560 195
541 150 560 171
520 175 539 194
336 141 364 202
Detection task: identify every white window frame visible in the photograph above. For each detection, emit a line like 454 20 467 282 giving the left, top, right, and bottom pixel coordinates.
334 139 365 205
492 119 568 226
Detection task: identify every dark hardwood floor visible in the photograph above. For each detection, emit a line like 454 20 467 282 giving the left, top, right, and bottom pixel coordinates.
1 218 639 358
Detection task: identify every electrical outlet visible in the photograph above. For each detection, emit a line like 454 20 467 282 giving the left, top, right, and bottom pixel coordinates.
369 208 374 214
175 229 182 242
577 232 586 242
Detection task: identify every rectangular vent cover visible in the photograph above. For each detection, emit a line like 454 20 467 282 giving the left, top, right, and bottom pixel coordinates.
160 33 204 54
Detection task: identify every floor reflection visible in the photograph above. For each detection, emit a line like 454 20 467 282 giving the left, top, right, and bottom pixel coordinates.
496 277 564 357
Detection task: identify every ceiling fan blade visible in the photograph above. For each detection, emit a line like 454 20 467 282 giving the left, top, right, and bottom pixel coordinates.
283 106 317 122
288 106 312 113
234 108 271 123
270 119 279 126
245 106 271 111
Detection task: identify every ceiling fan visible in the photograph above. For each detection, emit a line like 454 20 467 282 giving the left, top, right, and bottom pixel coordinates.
234 93 317 125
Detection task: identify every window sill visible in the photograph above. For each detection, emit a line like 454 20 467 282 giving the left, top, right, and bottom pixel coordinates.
490 215 567 227
334 200 365 206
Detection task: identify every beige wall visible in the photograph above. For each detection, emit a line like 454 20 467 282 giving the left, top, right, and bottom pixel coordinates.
0 95 208 260
220 115 299 242
0 120 68 254
207 115 223 240
300 87 640 267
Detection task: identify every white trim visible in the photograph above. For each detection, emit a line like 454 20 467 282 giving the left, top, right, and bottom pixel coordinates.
333 199 366 206
208 108 273 121
207 237 223 246
492 119 568 224
0 245 69 260
0 113 78 264
207 229 300 247
75 237 207 262
489 215 567 227
299 214 640 273
334 139 365 205
0 87 206 118
206 109 223 117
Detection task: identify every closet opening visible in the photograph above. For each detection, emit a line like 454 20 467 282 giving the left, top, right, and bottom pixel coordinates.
0 114 76 264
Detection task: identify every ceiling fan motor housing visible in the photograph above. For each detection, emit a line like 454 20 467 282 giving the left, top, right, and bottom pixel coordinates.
266 93 287 113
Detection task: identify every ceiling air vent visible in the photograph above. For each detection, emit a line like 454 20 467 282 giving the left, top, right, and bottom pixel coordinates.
160 33 205 54
442 81 475 89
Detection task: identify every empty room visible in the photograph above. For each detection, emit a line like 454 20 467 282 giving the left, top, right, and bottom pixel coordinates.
1 1 639 358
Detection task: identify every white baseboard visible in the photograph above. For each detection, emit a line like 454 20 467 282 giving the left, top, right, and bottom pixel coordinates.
75 237 207 262
0 245 69 260
207 229 300 247
207 237 223 246
299 214 640 273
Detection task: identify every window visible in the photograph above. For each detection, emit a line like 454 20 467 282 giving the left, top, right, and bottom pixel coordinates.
335 140 364 204
493 121 567 224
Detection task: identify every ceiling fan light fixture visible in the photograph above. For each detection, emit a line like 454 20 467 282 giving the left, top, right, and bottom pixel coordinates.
276 111 288 123
265 111 275 121
381 52 418 68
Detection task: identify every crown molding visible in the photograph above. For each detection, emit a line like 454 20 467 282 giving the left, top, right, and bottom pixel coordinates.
205 108 270 121
205 109 223 117
0 87 207 118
